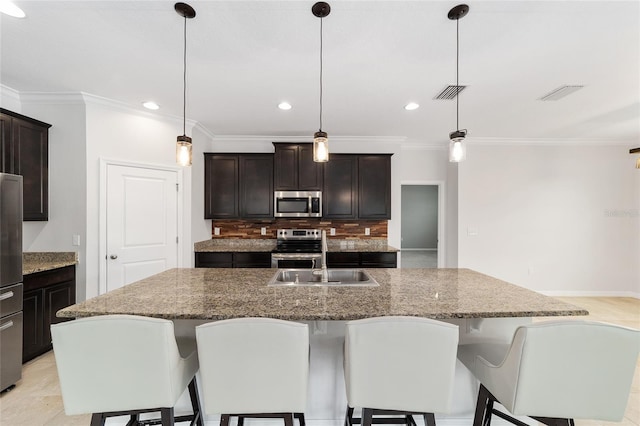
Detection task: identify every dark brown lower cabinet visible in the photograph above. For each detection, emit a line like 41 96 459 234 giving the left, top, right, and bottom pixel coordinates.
195 252 271 268
22 266 76 363
327 252 397 268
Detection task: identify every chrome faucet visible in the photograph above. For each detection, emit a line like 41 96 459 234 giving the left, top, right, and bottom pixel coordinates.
313 230 329 282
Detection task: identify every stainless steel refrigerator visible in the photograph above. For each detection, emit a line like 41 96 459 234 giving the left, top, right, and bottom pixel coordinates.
0 173 23 392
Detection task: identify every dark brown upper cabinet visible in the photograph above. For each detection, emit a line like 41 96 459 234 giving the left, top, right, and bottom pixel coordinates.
1 108 51 221
273 143 323 191
204 153 273 219
323 153 392 220
323 154 358 219
358 155 392 219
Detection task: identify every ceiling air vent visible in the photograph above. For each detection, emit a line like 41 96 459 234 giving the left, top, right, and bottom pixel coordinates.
539 85 584 101
434 85 466 100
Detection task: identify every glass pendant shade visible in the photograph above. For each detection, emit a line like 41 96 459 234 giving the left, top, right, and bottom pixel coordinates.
176 135 192 166
313 131 329 162
449 130 466 162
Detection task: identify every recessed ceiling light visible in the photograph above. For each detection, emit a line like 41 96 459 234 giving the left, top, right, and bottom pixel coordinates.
278 102 292 110
0 1 26 18
142 101 160 110
404 102 420 111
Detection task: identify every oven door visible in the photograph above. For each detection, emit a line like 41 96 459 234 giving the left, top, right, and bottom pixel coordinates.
271 253 322 269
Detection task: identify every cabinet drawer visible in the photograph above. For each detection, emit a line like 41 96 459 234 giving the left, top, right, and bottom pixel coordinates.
195 252 233 268
233 252 271 268
327 252 360 268
361 252 397 268
0 283 22 317
23 266 75 292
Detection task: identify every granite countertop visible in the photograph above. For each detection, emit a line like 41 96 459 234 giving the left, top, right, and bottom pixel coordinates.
58 268 587 320
23 252 78 275
194 239 399 253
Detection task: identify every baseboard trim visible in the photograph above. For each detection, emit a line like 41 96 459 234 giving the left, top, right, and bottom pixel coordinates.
540 291 640 299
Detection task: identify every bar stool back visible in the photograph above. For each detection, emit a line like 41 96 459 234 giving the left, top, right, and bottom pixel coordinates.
458 320 640 426
344 316 459 426
196 318 309 426
51 314 202 426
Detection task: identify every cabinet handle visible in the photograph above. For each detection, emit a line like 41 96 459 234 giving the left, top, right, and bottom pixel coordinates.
0 320 14 332
0 291 14 301
110 255 118 260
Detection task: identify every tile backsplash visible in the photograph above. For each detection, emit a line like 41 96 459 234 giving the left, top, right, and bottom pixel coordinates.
211 219 387 239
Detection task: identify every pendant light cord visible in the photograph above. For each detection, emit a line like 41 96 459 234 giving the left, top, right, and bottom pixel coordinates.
183 14 187 136
456 17 459 131
319 17 323 132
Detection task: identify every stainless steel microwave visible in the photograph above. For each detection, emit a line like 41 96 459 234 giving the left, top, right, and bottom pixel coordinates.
274 191 322 218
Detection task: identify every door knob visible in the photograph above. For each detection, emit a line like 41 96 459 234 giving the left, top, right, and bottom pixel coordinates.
110 255 118 260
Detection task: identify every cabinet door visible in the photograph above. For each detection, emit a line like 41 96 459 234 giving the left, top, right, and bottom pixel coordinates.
204 154 239 219
13 118 49 221
298 144 323 191
240 154 273 218
358 155 391 219
43 281 75 347
274 144 298 190
22 289 43 363
323 155 358 219
0 112 13 173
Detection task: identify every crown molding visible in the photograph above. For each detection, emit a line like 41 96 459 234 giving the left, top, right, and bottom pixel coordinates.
467 137 636 147
0 84 21 106
212 134 406 144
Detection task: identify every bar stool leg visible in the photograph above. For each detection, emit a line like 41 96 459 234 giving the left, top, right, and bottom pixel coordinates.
423 413 436 426
362 408 373 426
284 413 295 426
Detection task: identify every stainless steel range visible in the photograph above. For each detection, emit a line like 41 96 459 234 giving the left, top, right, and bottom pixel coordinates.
271 229 322 268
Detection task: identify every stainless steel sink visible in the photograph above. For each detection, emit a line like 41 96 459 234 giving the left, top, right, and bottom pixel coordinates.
267 268 379 287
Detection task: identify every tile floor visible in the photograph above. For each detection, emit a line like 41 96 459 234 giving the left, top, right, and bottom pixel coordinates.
0 297 638 426
400 250 438 268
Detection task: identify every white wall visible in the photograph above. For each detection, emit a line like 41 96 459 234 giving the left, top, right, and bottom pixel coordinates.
459 142 640 297
17 94 88 301
83 97 195 299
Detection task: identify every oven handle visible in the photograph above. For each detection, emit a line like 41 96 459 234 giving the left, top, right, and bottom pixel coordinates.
271 253 323 268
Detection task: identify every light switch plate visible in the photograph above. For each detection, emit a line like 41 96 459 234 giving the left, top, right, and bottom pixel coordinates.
72 234 81 246
261 227 267 235
365 228 370 236
330 228 336 236
214 227 220 235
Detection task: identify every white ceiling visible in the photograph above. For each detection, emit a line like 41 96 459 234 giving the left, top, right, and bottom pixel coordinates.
1 1 639 145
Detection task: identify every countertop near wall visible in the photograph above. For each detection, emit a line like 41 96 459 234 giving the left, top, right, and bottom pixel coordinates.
23 252 78 275
194 239 399 253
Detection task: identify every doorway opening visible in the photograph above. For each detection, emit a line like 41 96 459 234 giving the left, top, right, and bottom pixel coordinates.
400 183 444 268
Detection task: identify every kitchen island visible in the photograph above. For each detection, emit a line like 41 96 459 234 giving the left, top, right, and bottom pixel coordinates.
57 268 587 425
58 267 585 320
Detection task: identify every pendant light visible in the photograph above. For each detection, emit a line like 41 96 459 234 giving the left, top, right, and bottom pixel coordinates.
312 2 331 163
631 148 640 169
448 4 469 163
175 2 196 167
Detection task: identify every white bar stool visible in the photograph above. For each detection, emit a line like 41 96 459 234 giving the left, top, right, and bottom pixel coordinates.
344 316 459 426
195 318 309 426
458 320 640 426
51 314 202 426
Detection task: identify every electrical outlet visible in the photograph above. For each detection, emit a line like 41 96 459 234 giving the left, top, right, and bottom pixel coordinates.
261 227 267 236
330 228 336 236
214 227 220 235
364 227 370 236
72 234 81 246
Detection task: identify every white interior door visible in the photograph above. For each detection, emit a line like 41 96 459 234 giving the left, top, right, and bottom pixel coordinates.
105 164 178 293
